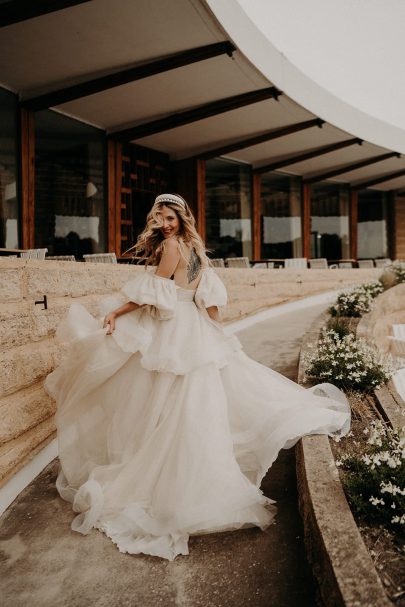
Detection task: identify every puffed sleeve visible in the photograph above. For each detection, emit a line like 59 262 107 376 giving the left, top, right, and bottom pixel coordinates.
194 268 228 309
121 269 177 320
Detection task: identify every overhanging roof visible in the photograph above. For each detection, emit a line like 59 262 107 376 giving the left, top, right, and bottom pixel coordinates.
0 0 404 191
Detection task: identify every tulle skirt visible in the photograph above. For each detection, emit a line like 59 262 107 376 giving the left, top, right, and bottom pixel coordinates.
45 290 350 560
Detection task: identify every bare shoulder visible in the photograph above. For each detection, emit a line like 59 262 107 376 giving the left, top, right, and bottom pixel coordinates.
160 238 181 264
162 237 180 253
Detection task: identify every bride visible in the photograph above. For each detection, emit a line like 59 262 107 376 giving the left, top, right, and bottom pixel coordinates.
45 193 350 561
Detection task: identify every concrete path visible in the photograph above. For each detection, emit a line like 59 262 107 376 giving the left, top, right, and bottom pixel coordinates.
0 303 327 607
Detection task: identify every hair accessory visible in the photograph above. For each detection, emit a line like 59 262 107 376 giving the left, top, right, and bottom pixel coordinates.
155 193 186 208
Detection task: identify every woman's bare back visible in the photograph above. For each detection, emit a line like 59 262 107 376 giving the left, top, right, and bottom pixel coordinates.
172 242 205 290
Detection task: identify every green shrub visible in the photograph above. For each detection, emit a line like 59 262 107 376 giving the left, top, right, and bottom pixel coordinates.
303 329 393 392
337 420 405 536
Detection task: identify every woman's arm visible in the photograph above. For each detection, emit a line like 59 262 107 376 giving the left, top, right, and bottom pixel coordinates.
104 240 180 335
206 305 220 323
103 301 141 335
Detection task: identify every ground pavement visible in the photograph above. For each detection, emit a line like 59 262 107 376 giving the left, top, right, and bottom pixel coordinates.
0 302 328 607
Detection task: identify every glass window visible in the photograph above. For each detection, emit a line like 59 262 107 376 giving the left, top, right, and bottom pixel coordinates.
205 158 252 259
260 172 302 259
310 182 350 259
35 111 106 258
357 190 388 259
0 87 19 248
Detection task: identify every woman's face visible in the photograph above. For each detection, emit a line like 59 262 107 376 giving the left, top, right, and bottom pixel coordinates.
158 205 180 239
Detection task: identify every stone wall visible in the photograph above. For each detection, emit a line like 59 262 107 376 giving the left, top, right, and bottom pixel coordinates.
357 282 405 351
0 259 381 487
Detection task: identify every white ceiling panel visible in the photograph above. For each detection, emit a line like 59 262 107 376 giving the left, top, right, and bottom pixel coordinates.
0 0 223 95
135 96 315 159
234 123 351 166
354 173 405 191
316 155 405 184
56 53 269 130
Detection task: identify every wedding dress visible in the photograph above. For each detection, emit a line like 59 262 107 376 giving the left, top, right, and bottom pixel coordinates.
44 267 350 560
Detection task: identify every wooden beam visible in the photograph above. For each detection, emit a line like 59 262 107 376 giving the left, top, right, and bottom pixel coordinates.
196 160 206 241
302 182 311 258
353 168 405 190
196 118 324 161
305 152 400 184
0 0 91 28
254 138 363 174
107 140 117 254
387 192 397 261
112 87 282 142
115 143 123 256
350 190 358 260
20 108 35 248
252 173 261 259
22 42 236 110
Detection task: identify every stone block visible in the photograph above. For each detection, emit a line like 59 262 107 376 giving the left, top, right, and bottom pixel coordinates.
0 417 56 485
0 341 56 397
0 269 23 302
0 381 56 445
0 302 32 349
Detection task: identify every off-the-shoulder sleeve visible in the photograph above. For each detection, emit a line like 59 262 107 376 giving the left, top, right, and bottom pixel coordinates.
121 270 177 320
194 268 227 309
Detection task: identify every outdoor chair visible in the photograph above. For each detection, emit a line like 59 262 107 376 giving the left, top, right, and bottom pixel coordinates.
83 253 117 264
210 258 225 267
392 324 405 339
252 261 274 269
46 255 76 261
20 248 48 260
225 257 250 268
338 261 353 269
387 336 405 369
284 258 307 269
357 259 374 268
309 258 328 269
374 258 392 268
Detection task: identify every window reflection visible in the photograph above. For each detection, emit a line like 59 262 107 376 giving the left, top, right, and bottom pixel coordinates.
357 190 388 259
35 111 106 258
260 172 302 258
311 183 350 259
205 158 252 259
0 87 19 248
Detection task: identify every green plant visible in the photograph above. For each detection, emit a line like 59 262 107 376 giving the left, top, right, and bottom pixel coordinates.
336 420 405 535
329 281 384 317
303 329 393 392
391 261 405 284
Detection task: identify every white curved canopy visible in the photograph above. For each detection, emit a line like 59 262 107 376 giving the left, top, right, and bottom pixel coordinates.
1 0 405 190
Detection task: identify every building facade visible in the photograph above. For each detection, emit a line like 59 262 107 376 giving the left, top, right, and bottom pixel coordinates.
1 1 404 262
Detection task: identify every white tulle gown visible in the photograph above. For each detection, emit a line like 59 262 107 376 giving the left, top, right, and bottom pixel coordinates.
44 267 350 560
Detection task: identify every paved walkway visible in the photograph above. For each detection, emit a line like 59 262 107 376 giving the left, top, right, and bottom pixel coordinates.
0 303 327 607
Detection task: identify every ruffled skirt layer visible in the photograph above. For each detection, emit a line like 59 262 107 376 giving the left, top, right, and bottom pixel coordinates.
45 296 350 560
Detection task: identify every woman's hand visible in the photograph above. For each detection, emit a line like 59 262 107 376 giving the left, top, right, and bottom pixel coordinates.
206 306 221 324
103 312 117 335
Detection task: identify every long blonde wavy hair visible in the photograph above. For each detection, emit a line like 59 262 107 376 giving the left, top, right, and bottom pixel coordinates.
124 194 211 267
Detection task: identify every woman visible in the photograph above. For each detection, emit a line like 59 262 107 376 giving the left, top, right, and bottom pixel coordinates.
45 193 350 561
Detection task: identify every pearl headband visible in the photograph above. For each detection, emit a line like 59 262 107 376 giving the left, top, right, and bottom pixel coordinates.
155 193 186 208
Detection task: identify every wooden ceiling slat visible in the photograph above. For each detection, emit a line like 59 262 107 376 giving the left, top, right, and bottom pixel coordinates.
0 0 91 28
21 42 236 111
254 138 363 174
305 151 401 184
195 118 324 160
111 87 282 142
353 168 405 190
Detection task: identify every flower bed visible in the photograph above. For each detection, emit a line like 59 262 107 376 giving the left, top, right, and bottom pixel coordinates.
302 282 404 604
330 402 405 605
303 327 393 392
329 280 384 318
